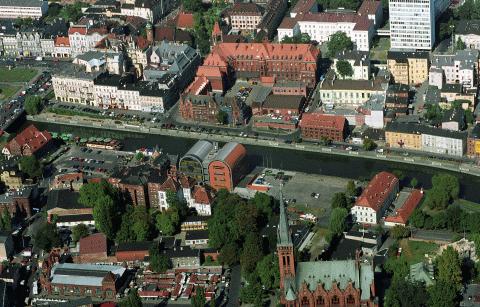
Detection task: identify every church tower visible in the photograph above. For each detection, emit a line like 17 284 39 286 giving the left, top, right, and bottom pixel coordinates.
277 189 295 292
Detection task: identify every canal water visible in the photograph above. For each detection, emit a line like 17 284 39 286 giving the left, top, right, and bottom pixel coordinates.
29 121 480 202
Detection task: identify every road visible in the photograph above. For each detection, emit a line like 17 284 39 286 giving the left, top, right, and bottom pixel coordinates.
226 265 240 307
410 229 455 243
28 112 480 177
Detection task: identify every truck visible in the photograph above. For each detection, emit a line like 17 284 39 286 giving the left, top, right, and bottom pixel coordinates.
35 56 43 61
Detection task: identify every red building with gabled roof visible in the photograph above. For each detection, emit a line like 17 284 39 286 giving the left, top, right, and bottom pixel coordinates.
2 125 53 158
384 189 423 226
208 142 247 192
351 172 399 225
299 113 347 142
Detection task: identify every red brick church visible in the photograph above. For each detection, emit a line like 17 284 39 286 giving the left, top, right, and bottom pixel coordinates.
277 191 378 307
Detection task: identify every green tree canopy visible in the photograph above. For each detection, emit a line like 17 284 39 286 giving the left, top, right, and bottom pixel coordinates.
281 33 311 43
456 37 467 50
149 245 171 273
326 31 354 57
256 254 279 290
331 192 348 209
436 246 462 290
155 210 179 236
219 241 239 266
428 280 458 307
390 225 411 240
363 138 377 151
24 95 43 115
240 232 263 275
336 60 353 79
410 177 418 188
329 207 348 235
34 222 61 252
216 110 228 125
384 279 428 307
346 180 358 197
317 0 361 10
71 223 89 242
0 210 11 232
131 206 153 241
19 156 42 178
119 288 142 307
191 287 206 307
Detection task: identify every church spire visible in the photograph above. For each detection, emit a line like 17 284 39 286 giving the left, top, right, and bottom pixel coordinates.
277 187 292 246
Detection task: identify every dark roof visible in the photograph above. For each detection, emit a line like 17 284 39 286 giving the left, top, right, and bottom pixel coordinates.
183 215 210 223
456 19 480 35
56 214 94 223
116 241 153 252
442 108 465 125
46 190 86 210
441 83 463 94
470 124 480 139
387 51 430 60
263 95 304 110
185 230 209 241
162 246 199 258
385 121 467 139
40 297 93 307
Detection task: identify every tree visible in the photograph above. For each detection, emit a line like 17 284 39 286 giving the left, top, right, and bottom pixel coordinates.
390 225 411 240
329 207 348 236
465 109 474 125
240 232 263 274
116 208 135 243
59 2 88 22
24 95 42 115
428 280 458 307
410 177 418 188
131 206 153 241
135 152 144 161
425 104 444 123
432 173 460 201
326 31 354 57
409 209 426 228
34 223 61 252
19 156 42 178
363 138 377 151
191 287 206 307
456 37 466 50
0 210 11 232
281 33 311 43
216 110 228 125
149 245 171 273
256 254 279 290
120 288 142 307
239 280 264 305
436 246 462 290
155 211 178 236
346 180 358 197
93 195 117 239
384 279 428 307
336 60 353 79
232 202 259 241
71 223 89 242
183 0 203 12
317 0 361 11
78 180 117 208
249 192 275 223
219 242 239 266
331 192 348 209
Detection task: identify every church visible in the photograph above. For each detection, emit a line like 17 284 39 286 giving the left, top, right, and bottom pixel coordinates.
277 191 379 307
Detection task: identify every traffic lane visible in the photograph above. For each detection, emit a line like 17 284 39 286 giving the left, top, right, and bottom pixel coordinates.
226 265 241 307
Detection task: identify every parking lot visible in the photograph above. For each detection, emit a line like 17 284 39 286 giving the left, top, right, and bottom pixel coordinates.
53 145 133 177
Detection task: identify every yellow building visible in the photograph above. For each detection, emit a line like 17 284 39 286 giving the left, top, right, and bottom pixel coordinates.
385 122 422 150
387 51 429 86
0 170 23 190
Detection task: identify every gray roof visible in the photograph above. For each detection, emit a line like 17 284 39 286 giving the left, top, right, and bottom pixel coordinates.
295 260 374 300
51 263 126 287
183 140 214 163
213 142 240 163
456 19 480 35
148 41 198 75
0 0 45 7
385 121 467 140
335 50 370 66
431 50 478 71
277 189 292 246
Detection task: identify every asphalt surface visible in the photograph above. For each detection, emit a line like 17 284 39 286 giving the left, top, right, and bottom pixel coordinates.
227 265 241 307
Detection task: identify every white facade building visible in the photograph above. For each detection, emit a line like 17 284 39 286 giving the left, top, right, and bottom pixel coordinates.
0 0 48 19
430 49 479 89
389 0 449 50
68 26 108 57
421 131 465 156
455 20 480 50
333 50 371 80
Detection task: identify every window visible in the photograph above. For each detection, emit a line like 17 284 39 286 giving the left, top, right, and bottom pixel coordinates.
331 295 340 305
316 296 325 305
301 297 309 307
347 294 355 305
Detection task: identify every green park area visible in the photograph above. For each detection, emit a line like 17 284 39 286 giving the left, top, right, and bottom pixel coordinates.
370 37 390 62
399 240 439 264
0 85 20 101
453 198 480 213
0 68 37 83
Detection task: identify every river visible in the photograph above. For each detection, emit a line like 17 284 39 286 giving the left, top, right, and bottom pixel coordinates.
28 121 480 202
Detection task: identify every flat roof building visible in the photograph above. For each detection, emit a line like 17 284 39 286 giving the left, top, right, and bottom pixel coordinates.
0 0 48 19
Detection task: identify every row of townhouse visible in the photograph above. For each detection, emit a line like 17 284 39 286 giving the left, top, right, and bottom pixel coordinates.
277 0 383 51
385 121 467 157
429 49 479 90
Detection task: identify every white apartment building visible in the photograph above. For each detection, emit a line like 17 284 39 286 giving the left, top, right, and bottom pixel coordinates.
0 0 48 19
68 26 108 57
333 50 371 80
52 73 97 105
226 2 264 31
429 49 479 89
421 130 466 157
389 0 449 50
455 20 480 50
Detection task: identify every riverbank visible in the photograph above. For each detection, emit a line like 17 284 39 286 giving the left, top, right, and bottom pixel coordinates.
28 112 480 177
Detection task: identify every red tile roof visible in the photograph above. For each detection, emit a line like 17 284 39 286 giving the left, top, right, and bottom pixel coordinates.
227 2 264 15
193 186 213 205
54 36 70 47
300 113 346 130
278 17 298 29
185 76 210 95
179 176 196 189
357 0 382 16
176 12 194 29
212 22 222 36
384 189 423 225
79 233 107 255
355 172 399 212
6 125 52 156
68 26 87 35
214 143 246 171
160 177 180 192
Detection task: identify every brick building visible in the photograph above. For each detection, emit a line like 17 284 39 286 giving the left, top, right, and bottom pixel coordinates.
0 185 36 219
299 113 347 141
277 191 378 306
2 125 53 158
261 95 305 116
79 233 108 263
208 142 246 192
116 241 151 262
225 3 264 31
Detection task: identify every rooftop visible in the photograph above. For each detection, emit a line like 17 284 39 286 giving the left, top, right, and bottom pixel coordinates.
355 171 398 211
300 113 346 130
0 0 46 7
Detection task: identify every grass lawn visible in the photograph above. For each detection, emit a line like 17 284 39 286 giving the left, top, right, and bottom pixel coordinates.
453 199 480 213
0 68 37 83
370 37 390 62
0 85 20 101
291 203 325 217
399 239 439 265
